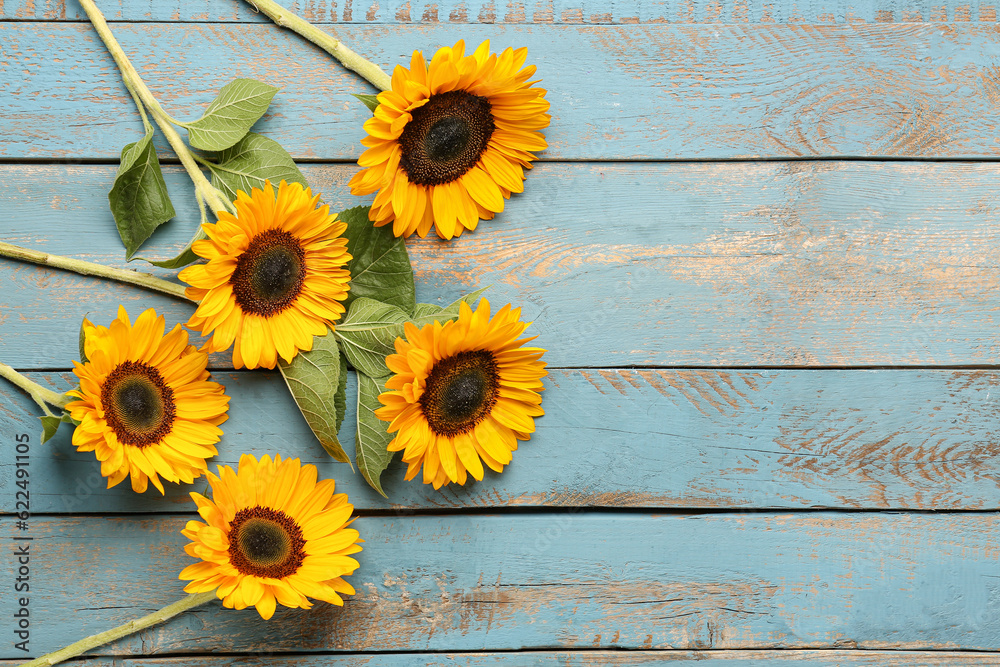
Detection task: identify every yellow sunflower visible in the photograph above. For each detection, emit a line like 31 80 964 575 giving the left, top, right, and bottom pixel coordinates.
179 180 352 370
179 453 362 620
349 40 550 240
66 307 230 494
375 299 547 489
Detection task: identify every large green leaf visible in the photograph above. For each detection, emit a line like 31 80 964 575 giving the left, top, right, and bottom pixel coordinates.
278 332 351 466
186 79 279 152
108 129 176 259
334 297 409 378
206 133 307 202
356 373 394 497
339 206 416 314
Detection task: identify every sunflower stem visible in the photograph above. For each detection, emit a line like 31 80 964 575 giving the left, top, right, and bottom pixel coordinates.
244 0 392 91
18 592 216 667
0 241 190 300
0 362 71 412
77 0 234 216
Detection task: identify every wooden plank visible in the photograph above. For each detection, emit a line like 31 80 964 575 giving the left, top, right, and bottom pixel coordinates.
4 368 1000 512
4 0 998 23
2 162 999 369
5 651 1000 665
3 513 1000 656
4 23 1000 160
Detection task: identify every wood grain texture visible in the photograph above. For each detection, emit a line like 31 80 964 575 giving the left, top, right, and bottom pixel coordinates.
5 651 1000 665
4 513 1000 656
4 369 1000 512
4 0 999 23
5 22 1000 160
2 162 999 369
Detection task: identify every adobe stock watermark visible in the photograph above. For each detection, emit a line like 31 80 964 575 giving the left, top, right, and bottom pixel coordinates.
10 433 32 656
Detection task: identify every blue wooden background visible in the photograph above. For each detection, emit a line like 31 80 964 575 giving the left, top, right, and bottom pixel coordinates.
3 0 1000 663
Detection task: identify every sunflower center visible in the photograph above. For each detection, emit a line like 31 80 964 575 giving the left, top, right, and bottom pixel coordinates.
101 360 175 447
426 116 471 163
229 506 306 579
230 229 306 317
420 350 500 436
399 90 495 186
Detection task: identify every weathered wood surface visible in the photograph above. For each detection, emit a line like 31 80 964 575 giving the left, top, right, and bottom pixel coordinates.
3 162 1000 369
5 0 1000 23
5 23 1000 160
5 651 1000 665
3 513 1000 657
4 369 1000 512
4 0 999 661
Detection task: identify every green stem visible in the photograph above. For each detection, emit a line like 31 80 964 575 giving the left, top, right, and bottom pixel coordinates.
124 82 153 134
0 362 70 413
0 241 190 300
245 0 392 91
77 0 234 216
19 592 216 667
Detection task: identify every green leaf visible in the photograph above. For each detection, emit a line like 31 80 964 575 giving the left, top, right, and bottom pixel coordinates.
40 413 78 445
40 415 61 444
108 129 176 259
353 93 381 113
206 133 307 203
334 346 348 434
143 244 201 270
411 303 444 319
335 297 409 378
356 373 395 497
78 316 90 364
278 332 352 467
340 206 416 313
186 79 279 152
410 286 490 327
335 288 490 377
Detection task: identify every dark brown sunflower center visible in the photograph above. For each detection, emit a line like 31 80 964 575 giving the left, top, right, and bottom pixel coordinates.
420 350 500 436
230 229 306 317
101 360 175 448
398 90 495 186
229 506 306 579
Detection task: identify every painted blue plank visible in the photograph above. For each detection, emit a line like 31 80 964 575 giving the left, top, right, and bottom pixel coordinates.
1 162 999 369
3 0 997 22
3 368 1000 512
4 651 1000 665
4 23 1000 160
3 512 1000 656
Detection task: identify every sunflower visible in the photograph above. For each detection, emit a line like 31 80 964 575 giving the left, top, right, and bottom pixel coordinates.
179 453 362 619
66 307 230 494
375 299 547 489
179 180 352 370
349 40 550 240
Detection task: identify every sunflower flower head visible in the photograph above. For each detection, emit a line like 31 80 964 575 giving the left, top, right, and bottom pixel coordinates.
375 299 547 489
65 307 230 494
349 40 550 240
179 453 363 619
179 180 352 370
